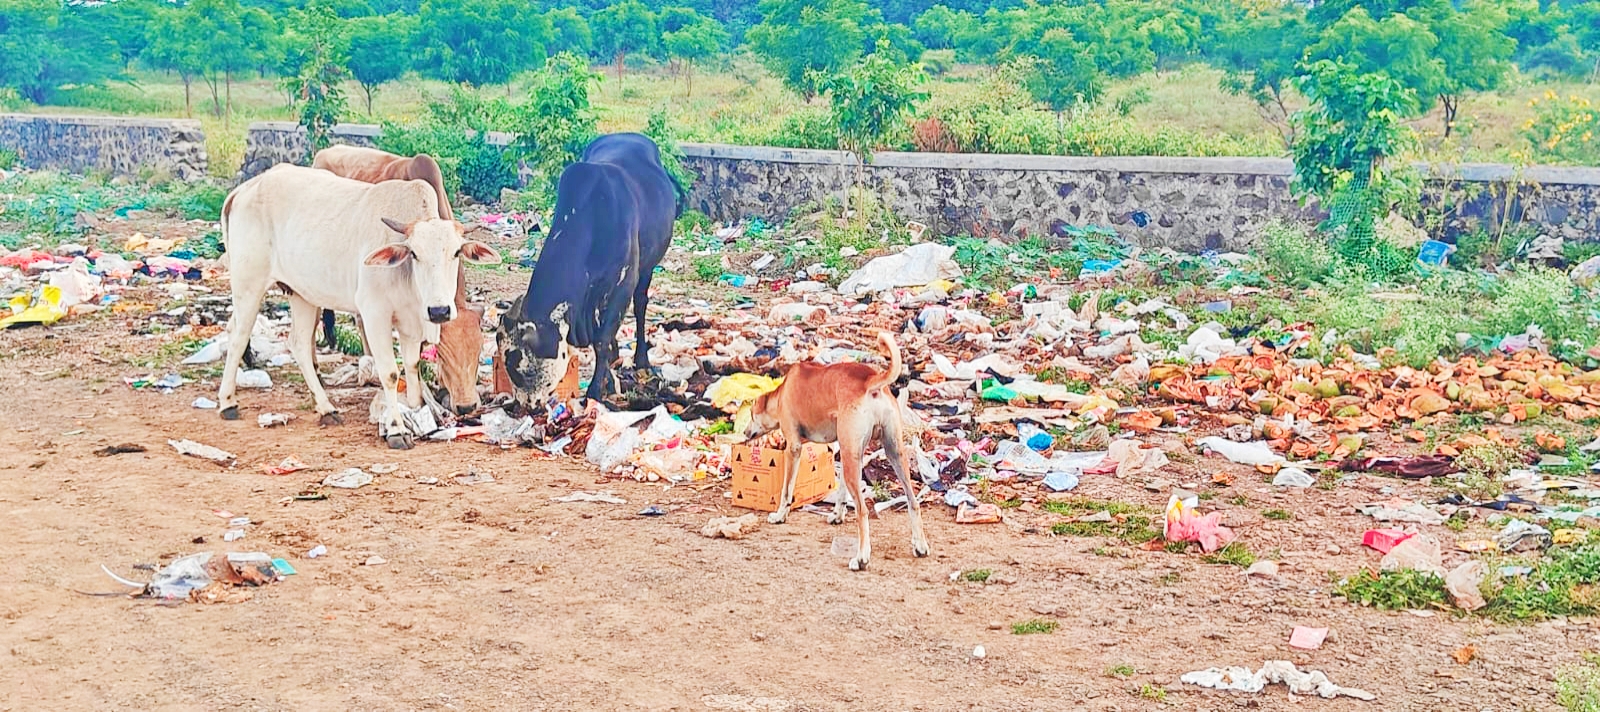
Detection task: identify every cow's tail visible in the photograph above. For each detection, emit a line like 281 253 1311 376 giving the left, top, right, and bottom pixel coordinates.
669 170 687 219
218 189 237 266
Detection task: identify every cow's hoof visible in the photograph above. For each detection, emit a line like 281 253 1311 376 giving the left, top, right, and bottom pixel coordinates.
319 412 344 427
220 406 240 421
385 434 414 450
849 557 869 572
912 540 930 558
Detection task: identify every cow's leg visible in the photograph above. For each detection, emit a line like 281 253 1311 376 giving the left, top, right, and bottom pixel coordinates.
398 320 424 411
362 313 412 450
217 276 269 421
585 277 637 402
631 270 655 371
288 295 340 425
319 309 336 349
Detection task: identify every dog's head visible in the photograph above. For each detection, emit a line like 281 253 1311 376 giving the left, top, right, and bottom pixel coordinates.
743 389 782 440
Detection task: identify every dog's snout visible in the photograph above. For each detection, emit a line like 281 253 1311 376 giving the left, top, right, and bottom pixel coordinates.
454 403 474 416
427 306 452 323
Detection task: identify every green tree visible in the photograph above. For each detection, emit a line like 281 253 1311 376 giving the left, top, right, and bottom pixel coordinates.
180 0 278 124
1408 0 1514 136
545 7 593 56
1215 4 1310 147
911 5 976 50
509 52 601 204
415 0 551 86
1306 7 1442 118
94 0 163 70
283 3 350 152
865 18 924 62
591 0 658 79
818 40 926 183
1292 59 1421 278
816 43 925 224
143 4 208 115
745 0 869 100
663 15 727 95
347 14 415 115
0 0 118 104
1013 30 1103 113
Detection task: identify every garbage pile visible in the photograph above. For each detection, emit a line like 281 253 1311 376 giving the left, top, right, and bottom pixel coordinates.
1 234 222 329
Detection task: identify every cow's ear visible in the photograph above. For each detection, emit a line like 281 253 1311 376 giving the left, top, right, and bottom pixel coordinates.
458 240 501 265
364 243 413 267
380 217 411 236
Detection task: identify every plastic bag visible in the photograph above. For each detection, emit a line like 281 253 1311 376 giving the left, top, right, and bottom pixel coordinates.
1 285 66 328
837 243 962 294
1196 437 1287 467
1164 493 1236 552
706 373 784 409
585 409 655 471
144 552 214 600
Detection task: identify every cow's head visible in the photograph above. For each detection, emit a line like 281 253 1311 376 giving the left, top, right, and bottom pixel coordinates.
367 217 500 325
500 297 572 408
433 303 486 415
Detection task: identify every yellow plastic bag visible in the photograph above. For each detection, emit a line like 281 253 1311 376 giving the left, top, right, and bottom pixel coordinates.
0 285 66 329
707 373 784 410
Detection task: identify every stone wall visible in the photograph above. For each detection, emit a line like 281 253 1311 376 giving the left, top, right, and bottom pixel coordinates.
236 122 1600 250
679 145 1600 251
236 122 513 183
0 114 207 181
235 122 383 180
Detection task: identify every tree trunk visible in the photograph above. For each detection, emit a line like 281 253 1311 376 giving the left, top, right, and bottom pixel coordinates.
614 50 625 81
182 74 193 117
685 61 693 97
363 84 374 116
225 70 233 129
206 74 222 117
1441 94 1457 138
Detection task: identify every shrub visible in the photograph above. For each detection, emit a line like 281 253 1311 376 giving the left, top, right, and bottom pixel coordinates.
918 66 1275 158
1256 220 1336 286
1524 92 1600 166
378 85 517 204
507 52 601 206
1291 59 1422 280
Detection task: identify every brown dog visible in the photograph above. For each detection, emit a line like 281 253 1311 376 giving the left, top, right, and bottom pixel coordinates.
747 331 929 571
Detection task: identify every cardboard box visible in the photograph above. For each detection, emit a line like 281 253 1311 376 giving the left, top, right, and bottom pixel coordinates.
730 442 836 512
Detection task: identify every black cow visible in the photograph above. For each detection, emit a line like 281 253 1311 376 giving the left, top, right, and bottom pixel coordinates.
503 133 683 404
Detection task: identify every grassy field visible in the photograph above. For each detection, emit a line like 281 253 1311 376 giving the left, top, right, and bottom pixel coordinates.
23 57 1600 176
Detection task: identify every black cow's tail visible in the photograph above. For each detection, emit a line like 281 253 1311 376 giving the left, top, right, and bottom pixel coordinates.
669 171 687 219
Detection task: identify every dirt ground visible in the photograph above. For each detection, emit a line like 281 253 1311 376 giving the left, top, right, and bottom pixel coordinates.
0 269 1593 712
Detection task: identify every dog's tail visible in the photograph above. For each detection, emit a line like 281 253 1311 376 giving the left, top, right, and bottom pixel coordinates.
868 330 901 393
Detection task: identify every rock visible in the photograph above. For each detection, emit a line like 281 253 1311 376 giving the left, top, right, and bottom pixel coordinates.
364 556 387 566
701 513 760 540
971 645 986 659
1244 560 1280 578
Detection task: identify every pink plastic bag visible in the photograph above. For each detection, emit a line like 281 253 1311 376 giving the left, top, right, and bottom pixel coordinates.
1164 494 1236 552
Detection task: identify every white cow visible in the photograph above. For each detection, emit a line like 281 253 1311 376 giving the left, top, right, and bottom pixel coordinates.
217 164 499 448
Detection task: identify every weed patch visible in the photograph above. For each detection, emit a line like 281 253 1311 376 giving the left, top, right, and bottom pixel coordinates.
1202 543 1256 567
1045 498 1158 544
1334 569 1450 611
1011 619 1059 635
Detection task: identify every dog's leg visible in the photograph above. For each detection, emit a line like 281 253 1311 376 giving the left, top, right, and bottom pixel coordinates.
769 441 803 525
840 443 871 571
882 421 929 558
828 466 848 525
